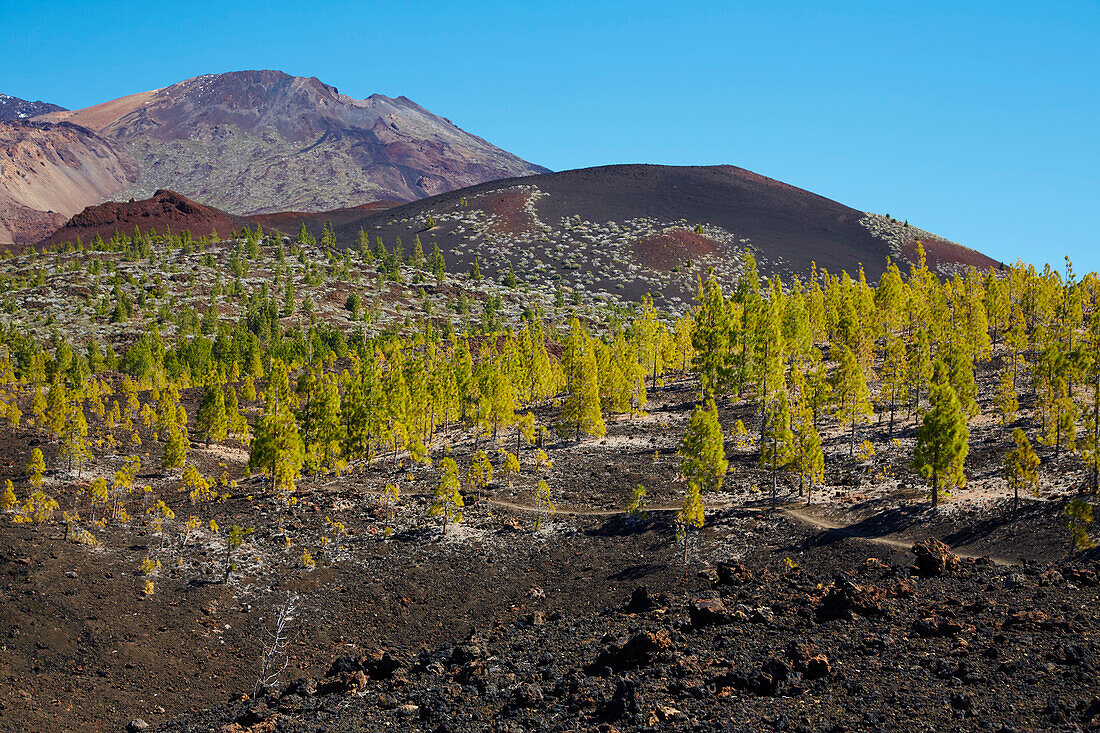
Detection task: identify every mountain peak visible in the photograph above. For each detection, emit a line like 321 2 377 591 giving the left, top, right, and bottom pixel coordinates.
23 70 547 219
0 94 66 122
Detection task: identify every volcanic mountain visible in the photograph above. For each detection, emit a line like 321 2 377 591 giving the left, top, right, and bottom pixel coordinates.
0 94 66 122
34 70 548 215
321 164 999 306
40 165 997 307
40 189 257 247
0 121 138 245
36 189 400 247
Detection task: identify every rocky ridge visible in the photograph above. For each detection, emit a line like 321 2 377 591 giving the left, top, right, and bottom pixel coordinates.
34 70 548 214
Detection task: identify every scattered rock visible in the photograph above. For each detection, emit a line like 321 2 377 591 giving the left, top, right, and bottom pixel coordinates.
716 559 753 586
804 654 832 679
513 682 543 707
912 616 965 638
815 577 885 620
1004 610 1052 630
624 586 661 613
911 539 960 576
651 704 685 723
593 629 672 670
858 557 890 574
690 598 733 627
126 720 149 733
1063 567 1098 587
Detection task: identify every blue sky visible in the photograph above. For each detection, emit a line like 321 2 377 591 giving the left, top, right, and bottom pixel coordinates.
3 1 1098 272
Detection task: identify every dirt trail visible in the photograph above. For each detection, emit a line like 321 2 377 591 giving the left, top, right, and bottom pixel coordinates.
340 483 1019 565
780 505 1020 566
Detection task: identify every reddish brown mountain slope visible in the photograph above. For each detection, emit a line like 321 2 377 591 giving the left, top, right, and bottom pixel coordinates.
333 164 998 305
34 70 548 215
0 121 138 245
40 189 256 246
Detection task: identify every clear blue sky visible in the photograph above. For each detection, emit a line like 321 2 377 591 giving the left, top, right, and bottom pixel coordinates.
3 1 1098 272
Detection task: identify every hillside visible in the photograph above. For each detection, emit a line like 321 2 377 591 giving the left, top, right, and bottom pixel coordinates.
35 164 999 309
40 189 257 246
327 164 999 307
0 121 138 245
35 70 548 214
0 226 1093 733
36 190 401 248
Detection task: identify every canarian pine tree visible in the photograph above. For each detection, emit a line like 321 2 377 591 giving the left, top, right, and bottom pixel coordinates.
939 336 979 418
831 345 873 457
561 318 605 441
789 369 824 502
306 372 343 473
44 376 69 437
1 480 16 511
760 385 793 504
600 332 646 417
431 457 464 536
428 242 446 282
532 478 554 530
466 450 492 500
499 451 521 489
755 280 787 440
518 322 557 405
342 352 383 466
381 345 410 463
513 411 536 458
732 253 763 397
873 259 906 341
912 365 969 507
631 294 666 388
163 408 189 470
994 366 1019 428
223 525 253 583
690 277 731 399
225 386 249 440
26 447 45 488
1004 428 1040 513
802 346 831 430
59 400 90 476
196 381 228 446
1049 376 1078 459
1064 498 1095 553
676 480 705 564
1076 303 1100 491
879 334 909 438
907 329 934 417
481 360 516 442
248 360 305 501
679 399 728 494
